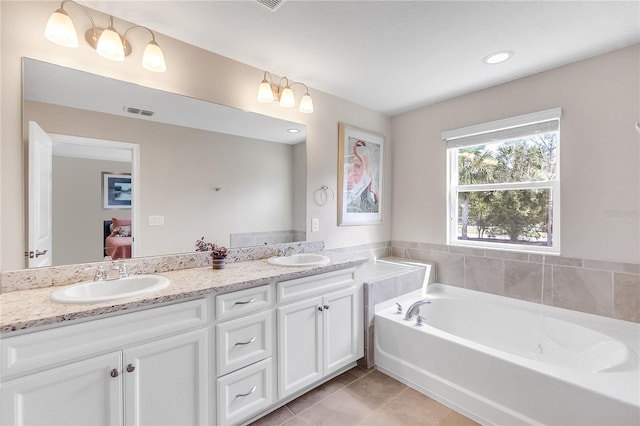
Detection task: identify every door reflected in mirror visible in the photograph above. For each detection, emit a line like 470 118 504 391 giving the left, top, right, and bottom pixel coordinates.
23 58 307 268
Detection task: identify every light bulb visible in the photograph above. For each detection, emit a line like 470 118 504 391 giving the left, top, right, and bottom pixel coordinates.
142 40 166 72
257 79 275 102
299 93 314 113
44 8 78 48
97 26 125 61
279 86 295 108
483 50 513 65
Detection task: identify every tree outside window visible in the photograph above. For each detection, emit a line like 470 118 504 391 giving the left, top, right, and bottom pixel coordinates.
450 131 559 251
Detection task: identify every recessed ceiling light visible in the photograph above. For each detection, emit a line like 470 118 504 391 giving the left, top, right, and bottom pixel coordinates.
483 50 513 65
287 128 301 133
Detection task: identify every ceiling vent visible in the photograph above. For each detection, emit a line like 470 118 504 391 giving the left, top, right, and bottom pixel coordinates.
124 106 155 117
257 0 286 11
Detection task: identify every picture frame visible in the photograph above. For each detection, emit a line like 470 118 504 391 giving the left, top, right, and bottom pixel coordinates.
102 172 132 210
337 123 384 226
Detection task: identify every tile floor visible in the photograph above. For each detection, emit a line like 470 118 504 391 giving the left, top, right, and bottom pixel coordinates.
250 367 479 426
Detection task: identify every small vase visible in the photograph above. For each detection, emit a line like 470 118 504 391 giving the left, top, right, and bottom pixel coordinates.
211 258 226 269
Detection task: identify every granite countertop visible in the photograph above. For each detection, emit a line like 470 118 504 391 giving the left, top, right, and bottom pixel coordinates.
0 254 368 334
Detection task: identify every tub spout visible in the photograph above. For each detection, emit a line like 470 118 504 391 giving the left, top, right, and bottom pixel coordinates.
404 298 431 321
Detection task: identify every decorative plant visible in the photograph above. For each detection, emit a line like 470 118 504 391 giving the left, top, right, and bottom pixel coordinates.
195 237 228 259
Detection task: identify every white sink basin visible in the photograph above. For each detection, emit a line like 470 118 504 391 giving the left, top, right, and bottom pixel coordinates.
267 253 330 267
50 274 170 304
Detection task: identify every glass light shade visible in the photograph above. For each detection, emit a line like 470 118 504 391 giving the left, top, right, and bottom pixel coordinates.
97 27 125 61
44 9 79 48
142 41 166 72
257 80 275 102
298 93 314 113
279 86 295 108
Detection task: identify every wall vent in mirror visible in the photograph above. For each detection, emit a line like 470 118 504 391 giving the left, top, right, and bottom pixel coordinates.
257 0 286 11
125 106 155 117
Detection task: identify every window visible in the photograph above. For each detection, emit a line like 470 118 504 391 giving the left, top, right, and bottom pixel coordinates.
443 108 561 254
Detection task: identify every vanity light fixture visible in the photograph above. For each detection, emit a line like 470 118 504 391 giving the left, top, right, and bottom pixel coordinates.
483 50 513 65
258 71 314 114
45 0 167 72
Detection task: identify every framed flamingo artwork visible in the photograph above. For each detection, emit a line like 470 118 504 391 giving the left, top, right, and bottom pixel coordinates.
337 122 384 226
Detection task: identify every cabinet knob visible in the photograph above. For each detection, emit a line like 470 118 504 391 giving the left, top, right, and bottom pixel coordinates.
323 305 330 310
318 306 324 312
110 368 119 378
126 364 136 373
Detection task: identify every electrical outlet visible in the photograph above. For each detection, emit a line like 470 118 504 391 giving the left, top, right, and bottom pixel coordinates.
311 218 319 232
148 215 165 226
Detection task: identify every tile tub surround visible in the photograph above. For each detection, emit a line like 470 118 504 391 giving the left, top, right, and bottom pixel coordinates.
230 230 307 248
391 240 640 323
0 241 325 294
0 252 367 333
356 258 435 370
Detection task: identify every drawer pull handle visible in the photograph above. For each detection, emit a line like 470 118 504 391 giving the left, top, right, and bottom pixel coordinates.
236 386 257 398
234 298 255 305
126 364 136 373
234 337 257 346
110 369 119 378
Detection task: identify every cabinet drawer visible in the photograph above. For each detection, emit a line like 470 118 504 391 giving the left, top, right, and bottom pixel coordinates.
217 358 273 426
1 298 208 378
277 268 356 304
216 311 274 376
216 284 273 320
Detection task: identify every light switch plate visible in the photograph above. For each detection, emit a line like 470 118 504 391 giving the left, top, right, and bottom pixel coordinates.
148 215 165 226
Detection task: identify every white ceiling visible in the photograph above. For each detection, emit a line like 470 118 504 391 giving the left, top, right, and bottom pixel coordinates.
80 1 639 116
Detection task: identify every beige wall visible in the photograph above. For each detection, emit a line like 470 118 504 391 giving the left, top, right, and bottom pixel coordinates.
53 157 131 265
0 1 392 270
391 45 640 264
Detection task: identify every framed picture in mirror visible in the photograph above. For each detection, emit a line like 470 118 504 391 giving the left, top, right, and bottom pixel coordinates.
102 172 132 210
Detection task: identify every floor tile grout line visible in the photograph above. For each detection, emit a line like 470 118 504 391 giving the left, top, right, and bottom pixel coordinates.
283 367 373 419
352 380 409 426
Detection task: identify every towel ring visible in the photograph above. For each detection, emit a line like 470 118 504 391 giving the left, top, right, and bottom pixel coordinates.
315 185 335 206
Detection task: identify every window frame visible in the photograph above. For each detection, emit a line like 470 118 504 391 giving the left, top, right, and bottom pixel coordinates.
443 108 561 255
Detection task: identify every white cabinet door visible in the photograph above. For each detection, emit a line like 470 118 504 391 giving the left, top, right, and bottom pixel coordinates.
277 296 323 398
0 352 123 426
124 329 209 426
323 287 360 374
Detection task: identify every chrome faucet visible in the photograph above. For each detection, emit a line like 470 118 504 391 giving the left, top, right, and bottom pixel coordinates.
93 264 128 281
94 266 107 281
403 298 431 321
114 263 129 279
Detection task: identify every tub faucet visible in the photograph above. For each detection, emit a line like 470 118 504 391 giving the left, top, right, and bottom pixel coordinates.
403 298 431 321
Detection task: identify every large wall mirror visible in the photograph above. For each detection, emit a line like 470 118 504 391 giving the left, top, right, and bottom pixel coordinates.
23 58 307 268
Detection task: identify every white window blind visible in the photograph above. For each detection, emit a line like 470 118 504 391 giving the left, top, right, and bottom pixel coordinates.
441 107 562 148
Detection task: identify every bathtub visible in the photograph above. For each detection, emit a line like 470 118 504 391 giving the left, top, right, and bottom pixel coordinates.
374 284 640 426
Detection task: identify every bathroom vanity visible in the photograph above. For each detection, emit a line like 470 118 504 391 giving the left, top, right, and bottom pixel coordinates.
0 258 365 425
